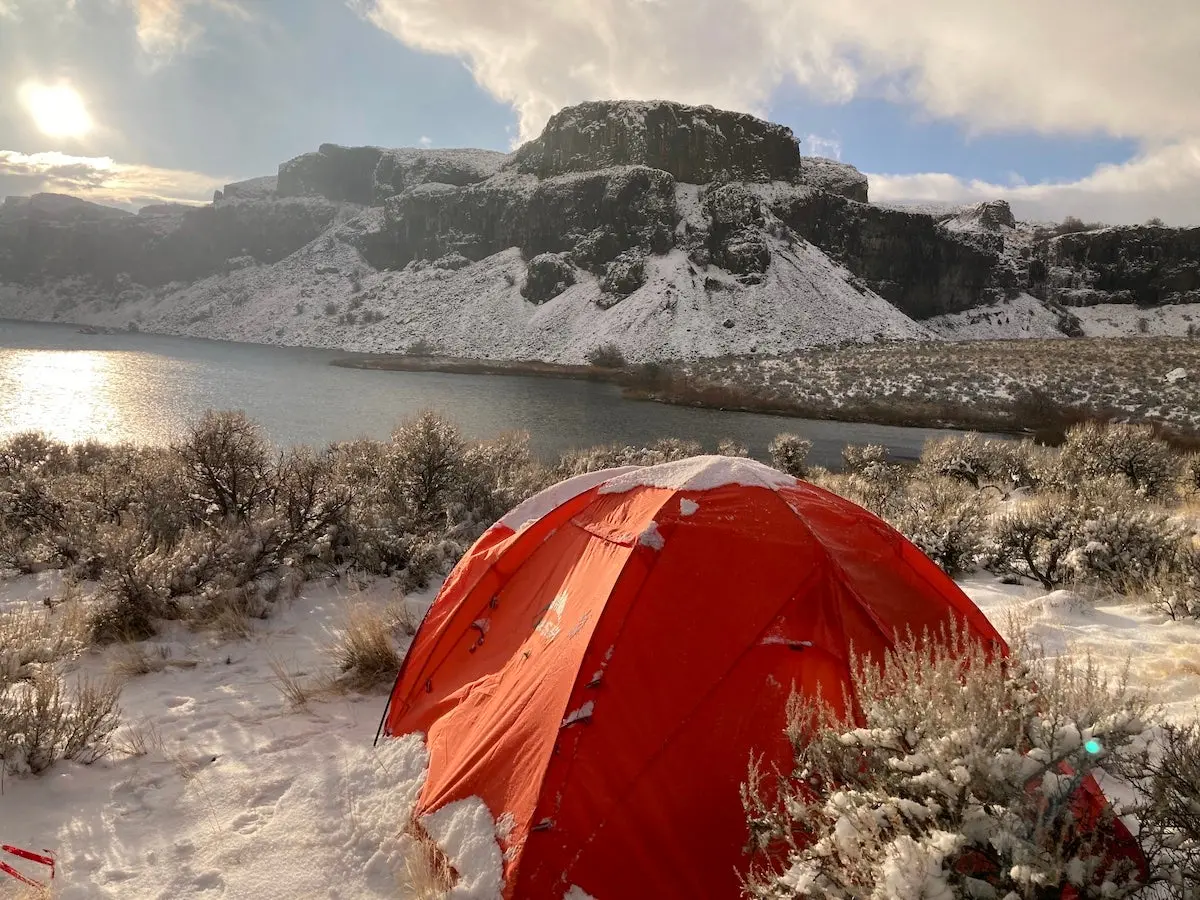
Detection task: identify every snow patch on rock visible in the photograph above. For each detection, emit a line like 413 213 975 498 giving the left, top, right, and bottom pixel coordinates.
924 294 1068 341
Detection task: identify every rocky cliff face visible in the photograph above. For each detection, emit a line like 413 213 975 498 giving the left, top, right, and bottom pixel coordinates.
1030 225 1200 307
772 191 1018 317
357 102 877 306
0 99 1196 356
505 100 803 184
276 144 507 206
0 192 344 287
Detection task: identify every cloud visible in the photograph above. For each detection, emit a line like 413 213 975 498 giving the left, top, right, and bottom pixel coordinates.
357 0 1200 224
130 0 251 57
0 0 18 19
132 0 196 56
0 150 226 209
870 140 1200 226
357 0 1200 145
418 135 432 148
805 134 842 160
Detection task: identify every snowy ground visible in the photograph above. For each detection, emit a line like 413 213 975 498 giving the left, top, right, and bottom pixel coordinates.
924 293 1069 340
3 567 1199 897
0 573 439 899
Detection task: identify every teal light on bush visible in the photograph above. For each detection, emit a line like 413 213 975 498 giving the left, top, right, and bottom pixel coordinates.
1084 739 1103 755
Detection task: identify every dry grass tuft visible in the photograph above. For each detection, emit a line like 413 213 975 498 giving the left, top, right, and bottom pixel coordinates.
112 717 164 758
0 598 89 672
399 823 456 899
0 670 122 775
189 588 266 640
328 600 406 691
267 652 330 710
110 643 171 679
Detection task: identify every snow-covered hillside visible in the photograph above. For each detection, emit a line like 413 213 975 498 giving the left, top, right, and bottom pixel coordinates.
0 210 936 364
2 568 1197 897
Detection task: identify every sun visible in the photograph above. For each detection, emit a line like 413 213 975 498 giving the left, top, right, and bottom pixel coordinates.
18 81 94 139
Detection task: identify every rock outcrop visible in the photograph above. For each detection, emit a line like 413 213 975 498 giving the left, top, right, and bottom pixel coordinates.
798 157 869 203
506 100 803 184
218 176 278 203
276 144 507 206
942 200 1016 233
772 191 1017 317
363 166 677 275
521 252 576 303
1030 225 1200 307
0 192 342 287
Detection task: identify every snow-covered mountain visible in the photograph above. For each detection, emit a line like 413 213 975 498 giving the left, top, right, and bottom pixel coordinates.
1 100 1197 362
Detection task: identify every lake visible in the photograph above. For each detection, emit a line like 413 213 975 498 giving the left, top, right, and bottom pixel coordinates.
0 319 969 467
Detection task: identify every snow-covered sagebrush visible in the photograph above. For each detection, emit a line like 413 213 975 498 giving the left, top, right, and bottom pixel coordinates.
769 434 813 478
1058 423 1181 501
743 627 1154 899
986 480 1189 592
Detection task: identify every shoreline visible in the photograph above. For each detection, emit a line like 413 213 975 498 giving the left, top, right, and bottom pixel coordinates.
329 352 1200 450
329 353 1035 438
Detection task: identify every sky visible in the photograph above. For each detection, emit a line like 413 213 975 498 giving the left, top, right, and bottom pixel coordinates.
1 0 1198 224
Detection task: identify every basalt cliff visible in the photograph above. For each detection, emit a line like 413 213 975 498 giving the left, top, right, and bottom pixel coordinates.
1 100 1196 362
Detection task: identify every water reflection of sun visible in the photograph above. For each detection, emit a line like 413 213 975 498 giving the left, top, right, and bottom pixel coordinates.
1 351 119 444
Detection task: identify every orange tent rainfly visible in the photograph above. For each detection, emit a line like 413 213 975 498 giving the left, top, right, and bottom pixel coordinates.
376 456 1100 898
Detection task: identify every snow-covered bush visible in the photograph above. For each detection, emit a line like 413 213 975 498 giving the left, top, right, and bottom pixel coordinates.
1119 723 1200 894
841 443 888 476
987 480 1191 593
556 438 703 477
0 469 66 572
89 527 177 643
1186 454 1200 495
1146 543 1200 620
1064 502 1188 592
0 430 71 477
769 434 812 478
986 494 1086 589
886 477 991 576
717 438 750 458
175 410 273 522
1059 423 1181 500
743 627 1153 899
991 439 1057 492
919 432 1005 490
456 432 548 537
586 343 627 368
1 667 121 776
388 411 467 524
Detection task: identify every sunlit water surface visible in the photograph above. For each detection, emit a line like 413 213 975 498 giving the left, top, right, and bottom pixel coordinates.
0 320 968 466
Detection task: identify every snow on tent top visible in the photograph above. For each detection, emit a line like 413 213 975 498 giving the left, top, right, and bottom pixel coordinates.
375 457 1117 899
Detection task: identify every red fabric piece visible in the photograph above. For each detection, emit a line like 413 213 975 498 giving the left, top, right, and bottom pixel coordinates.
382 465 1138 899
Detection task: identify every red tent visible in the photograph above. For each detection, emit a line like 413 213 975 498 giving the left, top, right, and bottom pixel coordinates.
379 456 1127 898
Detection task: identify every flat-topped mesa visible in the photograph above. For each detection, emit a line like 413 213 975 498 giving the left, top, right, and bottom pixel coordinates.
276 143 508 206
506 100 805 185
